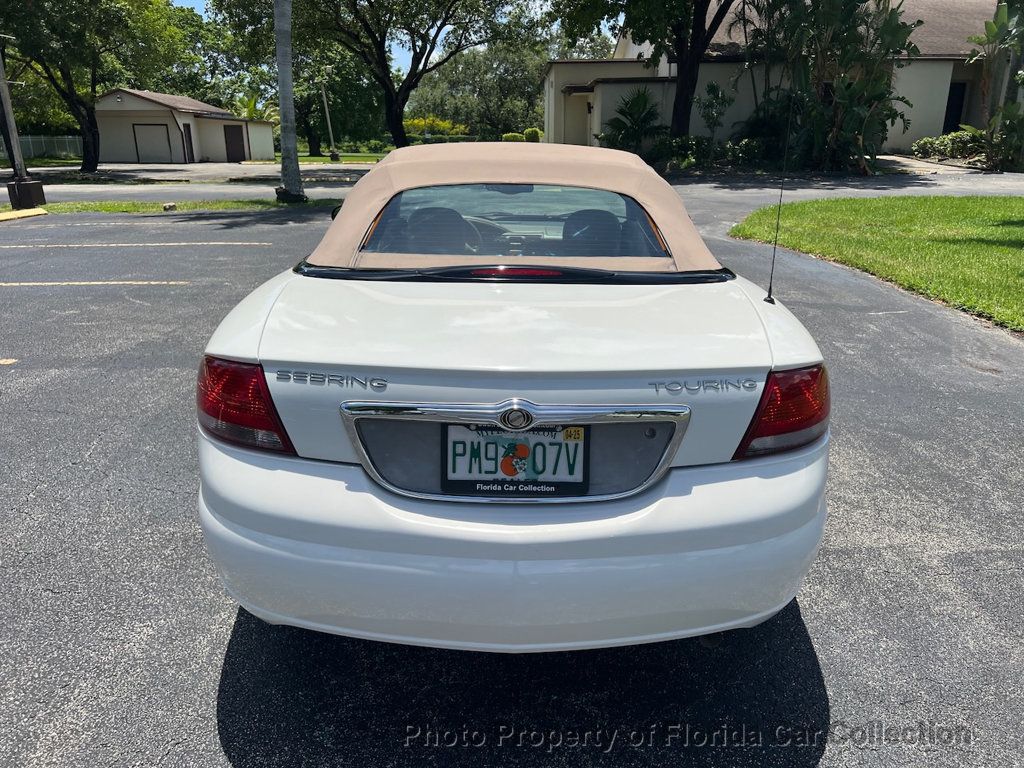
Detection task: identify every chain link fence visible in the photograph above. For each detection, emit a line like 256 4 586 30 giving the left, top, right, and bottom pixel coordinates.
0 135 82 160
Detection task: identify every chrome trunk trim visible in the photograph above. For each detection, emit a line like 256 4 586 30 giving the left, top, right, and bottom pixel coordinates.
339 399 691 504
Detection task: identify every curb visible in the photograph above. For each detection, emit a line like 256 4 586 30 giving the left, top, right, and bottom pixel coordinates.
0 208 48 222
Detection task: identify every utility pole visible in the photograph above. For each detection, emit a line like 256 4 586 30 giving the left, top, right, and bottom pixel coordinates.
320 66 339 161
0 34 45 209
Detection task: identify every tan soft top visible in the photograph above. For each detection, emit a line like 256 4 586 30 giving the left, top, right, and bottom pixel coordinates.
306 143 721 272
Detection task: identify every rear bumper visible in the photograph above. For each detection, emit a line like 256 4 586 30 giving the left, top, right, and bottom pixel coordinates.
198 431 828 652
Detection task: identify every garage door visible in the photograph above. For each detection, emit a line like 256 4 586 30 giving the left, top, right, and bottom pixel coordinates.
133 124 172 163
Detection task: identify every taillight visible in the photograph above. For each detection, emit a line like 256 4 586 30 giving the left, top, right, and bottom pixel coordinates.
734 365 830 459
197 355 295 454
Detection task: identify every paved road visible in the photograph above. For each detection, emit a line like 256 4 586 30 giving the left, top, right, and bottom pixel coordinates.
34 165 1019 211
1 190 1022 767
24 160 376 183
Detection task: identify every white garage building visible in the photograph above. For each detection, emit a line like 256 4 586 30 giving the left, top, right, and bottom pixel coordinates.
95 88 275 164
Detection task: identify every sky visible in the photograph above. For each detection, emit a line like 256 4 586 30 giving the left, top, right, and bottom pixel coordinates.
170 0 414 71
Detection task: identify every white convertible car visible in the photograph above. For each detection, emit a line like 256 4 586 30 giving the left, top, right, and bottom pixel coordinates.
197 143 830 652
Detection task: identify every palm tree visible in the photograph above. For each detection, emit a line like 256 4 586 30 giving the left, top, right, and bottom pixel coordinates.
233 93 280 124
273 0 305 202
602 87 666 155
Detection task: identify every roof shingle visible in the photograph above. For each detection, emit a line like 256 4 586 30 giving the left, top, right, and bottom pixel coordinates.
105 88 234 116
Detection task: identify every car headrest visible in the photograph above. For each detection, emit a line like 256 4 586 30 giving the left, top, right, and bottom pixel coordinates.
562 209 621 256
407 207 471 254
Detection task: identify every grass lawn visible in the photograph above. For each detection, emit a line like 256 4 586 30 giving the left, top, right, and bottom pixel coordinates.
2 156 81 168
730 196 1024 331
0 199 342 215
244 152 386 165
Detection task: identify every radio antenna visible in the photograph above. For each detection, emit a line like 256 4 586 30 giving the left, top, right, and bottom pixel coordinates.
764 98 795 305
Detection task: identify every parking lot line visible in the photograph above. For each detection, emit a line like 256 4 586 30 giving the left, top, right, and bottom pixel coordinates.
0 358 17 365
0 280 191 287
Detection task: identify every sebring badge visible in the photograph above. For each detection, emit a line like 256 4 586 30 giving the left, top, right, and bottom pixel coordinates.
276 370 388 391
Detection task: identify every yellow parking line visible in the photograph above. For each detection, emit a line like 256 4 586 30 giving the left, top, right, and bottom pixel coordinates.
0 280 191 287
0 241 271 249
0 358 17 365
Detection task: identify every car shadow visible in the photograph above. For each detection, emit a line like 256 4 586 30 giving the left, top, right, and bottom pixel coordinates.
216 600 829 767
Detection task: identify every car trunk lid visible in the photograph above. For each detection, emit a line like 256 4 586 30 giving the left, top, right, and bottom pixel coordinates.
259 276 772 477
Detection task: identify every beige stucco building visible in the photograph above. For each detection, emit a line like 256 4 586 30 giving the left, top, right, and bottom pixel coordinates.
95 89 275 164
543 0 996 152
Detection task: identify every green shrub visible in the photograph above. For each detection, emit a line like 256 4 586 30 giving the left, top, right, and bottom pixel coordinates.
523 127 542 142
406 135 480 144
944 130 983 158
911 131 983 160
501 132 526 142
911 136 939 158
403 116 469 136
364 139 387 153
723 138 764 165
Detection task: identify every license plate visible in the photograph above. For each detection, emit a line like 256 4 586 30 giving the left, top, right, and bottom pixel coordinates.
442 424 589 497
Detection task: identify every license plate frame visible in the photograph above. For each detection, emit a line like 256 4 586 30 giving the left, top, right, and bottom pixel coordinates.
441 424 590 498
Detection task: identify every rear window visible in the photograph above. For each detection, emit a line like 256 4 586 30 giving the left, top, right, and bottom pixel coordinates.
360 184 670 259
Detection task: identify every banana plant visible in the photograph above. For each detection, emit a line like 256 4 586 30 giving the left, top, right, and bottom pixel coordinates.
967 3 1024 125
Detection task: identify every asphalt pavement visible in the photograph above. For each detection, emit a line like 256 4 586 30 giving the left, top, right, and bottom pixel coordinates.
1 177 1022 767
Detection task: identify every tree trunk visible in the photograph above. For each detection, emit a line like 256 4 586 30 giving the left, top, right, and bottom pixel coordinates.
79 105 100 173
1003 50 1021 106
670 51 701 137
382 89 409 147
295 102 323 156
738 1 759 110
307 129 323 157
273 0 305 201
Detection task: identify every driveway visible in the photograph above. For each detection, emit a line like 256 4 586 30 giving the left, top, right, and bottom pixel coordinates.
1 190 1022 766
32 165 1021 210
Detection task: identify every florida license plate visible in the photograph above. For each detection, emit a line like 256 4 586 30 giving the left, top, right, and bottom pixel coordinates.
442 425 589 497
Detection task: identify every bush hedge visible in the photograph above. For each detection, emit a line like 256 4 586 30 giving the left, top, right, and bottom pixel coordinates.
911 130 984 160
403 116 469 136
501 132 526 142
523 127 542 142
407 134 479 144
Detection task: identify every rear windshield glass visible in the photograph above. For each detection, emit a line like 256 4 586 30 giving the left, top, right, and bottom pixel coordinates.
360 184 669 259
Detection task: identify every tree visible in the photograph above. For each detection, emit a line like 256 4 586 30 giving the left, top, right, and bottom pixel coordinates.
695 81 734 155
406 29 612 138
208 1 384 153
153 7 249 109
553 0 736 136
406 39 546 138
967 2 1023 126
734 0 920 173
0 0 182 172
2 61 78 135
215 0 535 147
234 93 280 123
291 45 384 153
728 0 803 109
600 86 666 153
274 0 305 201
1001 1 1024 106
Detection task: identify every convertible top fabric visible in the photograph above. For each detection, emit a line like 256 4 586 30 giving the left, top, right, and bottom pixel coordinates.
306 143 722 272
